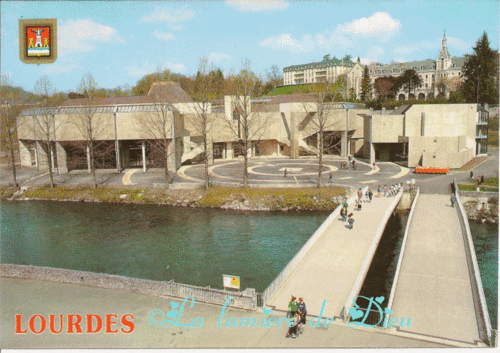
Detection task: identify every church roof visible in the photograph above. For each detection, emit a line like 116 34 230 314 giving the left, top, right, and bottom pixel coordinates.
284 57 356 71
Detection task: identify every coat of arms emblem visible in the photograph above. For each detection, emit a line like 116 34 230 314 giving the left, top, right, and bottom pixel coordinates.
19 19 57 64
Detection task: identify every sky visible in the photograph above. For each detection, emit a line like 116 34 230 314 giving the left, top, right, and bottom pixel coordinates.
1 0 499 93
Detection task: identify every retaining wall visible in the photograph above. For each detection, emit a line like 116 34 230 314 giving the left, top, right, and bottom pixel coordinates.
0 264 257 310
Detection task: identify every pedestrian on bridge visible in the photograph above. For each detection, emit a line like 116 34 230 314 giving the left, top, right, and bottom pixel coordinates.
368 189 373 202
450 194 457 208
357 188 363 203
288 296 298 318
297 297 307 325
340 205 348 222
348 214 355 229
383 185 388 197
377 185 382 197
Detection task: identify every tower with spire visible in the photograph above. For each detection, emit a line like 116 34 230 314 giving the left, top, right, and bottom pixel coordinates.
437 31 452 70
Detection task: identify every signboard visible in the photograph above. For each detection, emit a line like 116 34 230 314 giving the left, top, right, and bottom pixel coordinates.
222 274 240 290
19 18 57 64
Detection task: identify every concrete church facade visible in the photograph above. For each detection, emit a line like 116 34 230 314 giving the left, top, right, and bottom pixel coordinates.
16 81 488 175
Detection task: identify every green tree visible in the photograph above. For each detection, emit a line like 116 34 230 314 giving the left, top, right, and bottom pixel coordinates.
399 69 422 98
360 66 372 101
460 32 499 105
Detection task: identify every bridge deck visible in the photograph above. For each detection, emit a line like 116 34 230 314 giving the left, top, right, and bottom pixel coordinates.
390 194 481 344
267 193 398 317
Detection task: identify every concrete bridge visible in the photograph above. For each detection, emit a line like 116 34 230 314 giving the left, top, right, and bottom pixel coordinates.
264 187 403 318
263 184 495 347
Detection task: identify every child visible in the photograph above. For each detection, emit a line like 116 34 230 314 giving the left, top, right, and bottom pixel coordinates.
348 214 355 229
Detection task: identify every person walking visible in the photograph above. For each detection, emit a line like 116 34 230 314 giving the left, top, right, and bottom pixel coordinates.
383 185 388 197
328 173 333 184
340 205 347 222
450 194 457 207
365 189 369 202
470 170 474 180
357 188 363 203
377 185 382 197
297 297 307 325
368 188 373 202
481 175 485 184
348 214 355 229
352 159 356 170
284 168 287 178
288 296 298 318
286 312 301 338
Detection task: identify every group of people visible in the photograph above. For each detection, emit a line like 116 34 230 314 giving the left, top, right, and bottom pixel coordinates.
340 156 356 170
377 183 402 197
286 296 307 338
340 201 355 229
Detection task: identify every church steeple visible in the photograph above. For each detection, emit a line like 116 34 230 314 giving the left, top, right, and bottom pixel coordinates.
437 31 451 70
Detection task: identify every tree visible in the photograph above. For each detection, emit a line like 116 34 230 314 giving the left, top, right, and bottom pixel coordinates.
69 73 107 189
399 69 422 98
265 65 283 91
373 77 393 101
186 57 219 190
461 32 499 105
360 66 372 102
32 75 65 188
225 59 269 187
301 82 344 188
0 74 24 186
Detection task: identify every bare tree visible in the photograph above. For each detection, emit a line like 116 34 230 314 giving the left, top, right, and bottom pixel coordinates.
69 73 107 189
186 57 218 190
265 65 283 90
137 78 176 187
225 59 268 187
0 74 24 186
32 75 65 188
301 82 345 188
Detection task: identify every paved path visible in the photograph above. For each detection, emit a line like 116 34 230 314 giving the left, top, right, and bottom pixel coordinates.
0 278 446 348
390 194 481 344
267 193 399 318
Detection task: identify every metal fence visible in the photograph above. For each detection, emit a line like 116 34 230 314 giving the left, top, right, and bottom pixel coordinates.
453 179 493 346
261 187 368 305
0 264 256 310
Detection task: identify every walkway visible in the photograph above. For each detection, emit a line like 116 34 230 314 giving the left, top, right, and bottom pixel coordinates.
266 192 399 318
390 194 481 344
0 278 445 348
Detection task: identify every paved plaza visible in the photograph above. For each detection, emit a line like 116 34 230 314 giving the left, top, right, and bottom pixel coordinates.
3 150 497 193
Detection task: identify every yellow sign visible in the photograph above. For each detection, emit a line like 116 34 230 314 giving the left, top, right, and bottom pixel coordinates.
222 274 240 290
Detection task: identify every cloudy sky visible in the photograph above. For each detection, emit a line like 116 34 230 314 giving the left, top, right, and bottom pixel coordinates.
1 0 498 92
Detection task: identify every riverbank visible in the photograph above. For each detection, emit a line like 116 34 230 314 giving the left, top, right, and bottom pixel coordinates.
0 185 347 211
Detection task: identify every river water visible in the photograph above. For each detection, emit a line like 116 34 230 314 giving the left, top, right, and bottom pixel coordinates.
0 200 328 293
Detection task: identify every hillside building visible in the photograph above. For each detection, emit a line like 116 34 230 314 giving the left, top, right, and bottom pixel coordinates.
370 33 465 101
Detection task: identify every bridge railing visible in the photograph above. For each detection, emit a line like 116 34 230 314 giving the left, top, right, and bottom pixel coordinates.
453 179 493 346
261 187 368 306
341 190 403 321
386 187 420 317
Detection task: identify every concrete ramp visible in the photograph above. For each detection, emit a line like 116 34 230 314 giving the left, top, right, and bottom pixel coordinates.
266 192 401 318
390 194 481 344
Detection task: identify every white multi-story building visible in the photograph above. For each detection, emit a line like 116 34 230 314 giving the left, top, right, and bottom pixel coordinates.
283 56 364 98
370 33 465 100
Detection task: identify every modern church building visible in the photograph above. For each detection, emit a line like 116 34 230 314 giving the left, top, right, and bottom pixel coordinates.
16 81 488 175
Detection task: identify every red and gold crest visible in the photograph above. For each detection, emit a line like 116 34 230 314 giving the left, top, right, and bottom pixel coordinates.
19 19 57 64
26 26 51 57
